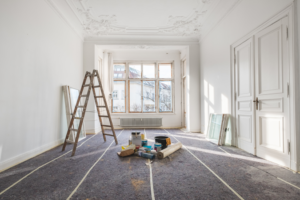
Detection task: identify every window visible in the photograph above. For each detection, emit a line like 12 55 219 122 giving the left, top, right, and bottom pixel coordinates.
112 63 173 113
159 81 172 112
159 64 172 78
114 64 126 79
112 81 125 113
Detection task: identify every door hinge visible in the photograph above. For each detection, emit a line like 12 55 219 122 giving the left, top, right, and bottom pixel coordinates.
286 27 288 40
235 92 237 101
288 140 291 154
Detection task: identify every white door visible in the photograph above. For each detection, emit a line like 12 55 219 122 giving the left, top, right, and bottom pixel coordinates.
234 38 255 154
255 17 290 168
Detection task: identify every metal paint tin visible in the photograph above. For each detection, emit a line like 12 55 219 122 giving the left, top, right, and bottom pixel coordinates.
141 140 148 147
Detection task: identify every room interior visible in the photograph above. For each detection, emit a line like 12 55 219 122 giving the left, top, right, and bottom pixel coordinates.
1 0 300 199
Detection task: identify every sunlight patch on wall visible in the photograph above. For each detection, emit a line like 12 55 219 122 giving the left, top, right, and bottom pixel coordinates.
204 80 208 98
209 84 214 105
221 94 228 113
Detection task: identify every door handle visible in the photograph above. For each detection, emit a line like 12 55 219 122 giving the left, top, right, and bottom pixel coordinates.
253 97 259 110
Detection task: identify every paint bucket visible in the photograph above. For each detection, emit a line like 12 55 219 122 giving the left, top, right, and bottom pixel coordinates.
141 133 145 140
155 136 169 150
141 140 148 147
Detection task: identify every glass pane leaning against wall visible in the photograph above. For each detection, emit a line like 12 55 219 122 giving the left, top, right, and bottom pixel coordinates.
112 81 125 113
159 81 172 112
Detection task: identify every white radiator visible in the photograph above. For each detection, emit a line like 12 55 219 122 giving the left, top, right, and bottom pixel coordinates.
120 118 162 127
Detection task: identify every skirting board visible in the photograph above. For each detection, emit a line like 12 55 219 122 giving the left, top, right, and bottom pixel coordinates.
0 138 64 172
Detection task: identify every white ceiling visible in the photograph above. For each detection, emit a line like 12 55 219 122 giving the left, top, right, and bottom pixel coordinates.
61 0 240 39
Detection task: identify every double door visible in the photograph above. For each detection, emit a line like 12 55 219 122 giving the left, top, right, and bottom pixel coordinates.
235 17 290 168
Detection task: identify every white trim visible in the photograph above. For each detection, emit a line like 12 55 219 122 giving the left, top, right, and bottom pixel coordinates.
45 0 84 41
0 138 64 172
230 3 298 171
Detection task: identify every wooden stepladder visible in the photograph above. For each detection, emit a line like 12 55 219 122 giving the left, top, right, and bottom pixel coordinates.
62 70 118 156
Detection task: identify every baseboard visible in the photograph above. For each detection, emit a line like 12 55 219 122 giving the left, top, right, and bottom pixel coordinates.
0 138 64 172
85 128 101 135
189 129 201 133
291 160 298 172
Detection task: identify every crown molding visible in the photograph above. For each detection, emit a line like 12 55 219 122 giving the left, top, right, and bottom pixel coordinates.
199 0 242 43
45 0 84 41
66 0 220 38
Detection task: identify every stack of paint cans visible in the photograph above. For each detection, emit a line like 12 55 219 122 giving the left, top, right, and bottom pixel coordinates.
141 139 148 147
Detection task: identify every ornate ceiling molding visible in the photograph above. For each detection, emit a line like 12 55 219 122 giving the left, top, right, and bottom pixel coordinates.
66 0 219 37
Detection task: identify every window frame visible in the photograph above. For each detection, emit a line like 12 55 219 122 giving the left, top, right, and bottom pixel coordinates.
112 61 174 114
111 80 126 113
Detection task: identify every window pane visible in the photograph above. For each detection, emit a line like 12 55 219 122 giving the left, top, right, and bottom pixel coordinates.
143 81 155 112
159 81 172 112
129 64 141 78
112 81 125 113
159 64 172 78
130 81 141 112
114 64 126 79
143 64 155 78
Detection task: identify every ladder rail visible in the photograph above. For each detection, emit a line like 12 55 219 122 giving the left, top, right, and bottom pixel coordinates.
91 71 107 142
71 72 95 156
93 70 118 145
62 72 90 151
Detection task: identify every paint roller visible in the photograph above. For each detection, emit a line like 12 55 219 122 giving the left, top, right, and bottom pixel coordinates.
157 142 182 159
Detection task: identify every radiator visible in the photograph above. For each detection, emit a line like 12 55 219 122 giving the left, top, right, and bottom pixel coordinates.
120 118 162 127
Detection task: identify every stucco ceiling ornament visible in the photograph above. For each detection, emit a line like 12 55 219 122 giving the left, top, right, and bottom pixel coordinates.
77 7 124 35
69 0 216 37
163 10 206 36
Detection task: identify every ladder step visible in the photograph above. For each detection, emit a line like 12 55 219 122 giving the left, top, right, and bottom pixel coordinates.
77 106 85 108
102 125 111 127
74 117 83 120
95 96 103 98
103 133 114 136
93 85 100 88
99 115 109 117
84 84 90 87
81 95 88 97
70 129 78 132
97 106 106 108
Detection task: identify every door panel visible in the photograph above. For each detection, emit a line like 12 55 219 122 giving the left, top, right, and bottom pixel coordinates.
255 17 290 168
235 38 255 154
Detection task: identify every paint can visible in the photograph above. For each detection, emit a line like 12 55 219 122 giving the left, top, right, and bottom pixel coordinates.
156 147 161 152
141 140 148 147
154 143 162 151
141 133 145 140
141 152 155 159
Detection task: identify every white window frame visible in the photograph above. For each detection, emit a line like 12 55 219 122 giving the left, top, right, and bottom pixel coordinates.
111 61 175 114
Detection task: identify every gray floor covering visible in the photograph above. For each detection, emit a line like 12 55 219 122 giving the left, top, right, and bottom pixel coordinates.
0 129 299 200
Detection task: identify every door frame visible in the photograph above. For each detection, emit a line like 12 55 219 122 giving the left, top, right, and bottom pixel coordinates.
230 3 298 171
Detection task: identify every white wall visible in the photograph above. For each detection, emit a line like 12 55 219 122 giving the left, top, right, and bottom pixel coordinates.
0 0 83 171
200 0 293 133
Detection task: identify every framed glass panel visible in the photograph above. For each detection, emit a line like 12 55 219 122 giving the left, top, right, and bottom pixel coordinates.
113 64 126 79
129 81 142 112
159 64 172 78
129 64 141 78
143 64 155 78
143 81 155 112
112 81 125 113
159 81 172 112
